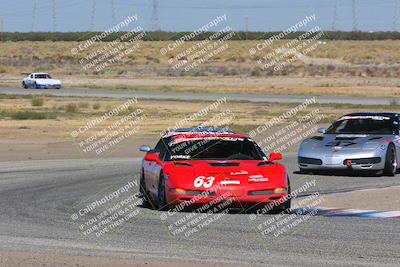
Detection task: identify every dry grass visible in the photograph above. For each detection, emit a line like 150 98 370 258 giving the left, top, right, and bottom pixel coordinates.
307 40 400 64
1 40 400 97
0 94 398 141
2 40 400 66
0 40 399 79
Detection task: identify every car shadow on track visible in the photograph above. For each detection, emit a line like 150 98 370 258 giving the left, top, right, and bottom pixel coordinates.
137 201 291 215
292 170 391 177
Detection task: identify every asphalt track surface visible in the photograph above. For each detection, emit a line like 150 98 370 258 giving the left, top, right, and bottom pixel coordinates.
0 87 398 105
0 154 399 266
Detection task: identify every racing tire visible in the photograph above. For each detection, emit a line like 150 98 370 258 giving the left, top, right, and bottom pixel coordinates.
22 82 28 89
33 82 37 89
299 167 310 174
139 169 152 209
383 143 397 176
157 172 168 210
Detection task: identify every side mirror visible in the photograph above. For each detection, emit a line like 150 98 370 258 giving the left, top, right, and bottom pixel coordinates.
269 152 282 162
139 145 151 152
317 128 326 134
144 153 160 163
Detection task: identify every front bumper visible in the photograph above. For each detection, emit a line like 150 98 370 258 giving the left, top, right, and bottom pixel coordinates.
298 154 384 170
35 84 61 89
166 188 287 208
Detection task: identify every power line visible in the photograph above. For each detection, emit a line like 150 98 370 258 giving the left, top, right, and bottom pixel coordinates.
150 0 160 31
31 0 37 32
352 0 358 31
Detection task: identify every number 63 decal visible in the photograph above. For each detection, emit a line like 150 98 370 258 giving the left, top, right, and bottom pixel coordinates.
194 176 215 188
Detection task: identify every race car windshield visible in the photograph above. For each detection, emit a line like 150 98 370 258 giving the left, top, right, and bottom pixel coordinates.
326 117 397 135
166 138 265 161
35 74 51 79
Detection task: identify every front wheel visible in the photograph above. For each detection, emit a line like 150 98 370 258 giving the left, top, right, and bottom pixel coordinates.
157 172 168 210
139 170 152 208
299 167 310 174
22 81 28 89
383 143 397 176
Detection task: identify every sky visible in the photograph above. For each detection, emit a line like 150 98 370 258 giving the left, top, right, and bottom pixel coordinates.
0 0 398 32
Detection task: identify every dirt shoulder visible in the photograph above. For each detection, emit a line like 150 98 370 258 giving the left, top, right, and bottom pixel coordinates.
0 136 157 161
318 186 400 211
0 250 237 267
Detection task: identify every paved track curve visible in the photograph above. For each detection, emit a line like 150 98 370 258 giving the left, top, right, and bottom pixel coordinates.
0 154 399 266
0 87 398 105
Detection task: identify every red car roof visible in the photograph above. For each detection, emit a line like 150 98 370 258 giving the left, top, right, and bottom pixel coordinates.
165 131 247 139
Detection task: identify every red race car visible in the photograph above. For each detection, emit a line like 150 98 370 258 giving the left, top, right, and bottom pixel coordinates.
139 128 290 213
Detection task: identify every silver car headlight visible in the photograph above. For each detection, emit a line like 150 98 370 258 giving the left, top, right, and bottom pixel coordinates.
362 142 380 150
301 139 311 146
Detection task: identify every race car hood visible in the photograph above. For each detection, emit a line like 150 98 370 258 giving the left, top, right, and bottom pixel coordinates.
163 160 287 189
35 79 61 85
300 134 391 152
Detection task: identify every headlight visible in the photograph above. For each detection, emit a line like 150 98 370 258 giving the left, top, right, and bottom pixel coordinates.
300 139 311 147
301 139 310 145
363 142 380 150
170 188 186 194
273 188 287 194
170 188 214 196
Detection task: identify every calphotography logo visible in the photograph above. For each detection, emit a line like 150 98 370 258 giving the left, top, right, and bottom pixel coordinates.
71 14 146 72
70 98 147 157
69 177 143 238
160 14 236 72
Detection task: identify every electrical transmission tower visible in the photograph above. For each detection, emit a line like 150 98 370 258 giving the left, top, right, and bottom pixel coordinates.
150 0 160 31
393 0 399 31
111 0 116 25
90 0 96 30
245 16 249 39
352 0 358 31
31 0 37 32
52 0 57 31
332 0 338 31
0 17 4 42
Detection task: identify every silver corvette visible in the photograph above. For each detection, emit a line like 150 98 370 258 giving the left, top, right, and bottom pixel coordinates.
298 113 400 176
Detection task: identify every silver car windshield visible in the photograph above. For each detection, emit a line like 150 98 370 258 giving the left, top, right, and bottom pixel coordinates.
326 118 397 135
